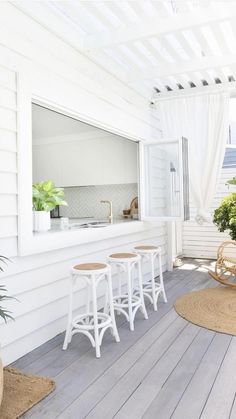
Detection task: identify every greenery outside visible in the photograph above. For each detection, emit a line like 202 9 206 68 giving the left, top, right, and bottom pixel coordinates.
213 177 236 241
0 256 13 322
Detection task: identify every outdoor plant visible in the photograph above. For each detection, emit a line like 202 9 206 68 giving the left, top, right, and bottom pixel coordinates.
213 177 236 241
32 180 67 211
0 256 13 322
227 176 236 186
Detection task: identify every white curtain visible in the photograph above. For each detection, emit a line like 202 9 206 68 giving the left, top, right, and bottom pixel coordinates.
158 91 229 224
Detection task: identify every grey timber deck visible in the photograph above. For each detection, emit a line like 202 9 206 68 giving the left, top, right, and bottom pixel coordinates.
11 258 236 419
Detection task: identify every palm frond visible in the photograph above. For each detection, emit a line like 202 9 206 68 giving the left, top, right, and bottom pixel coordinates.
0 255 14 322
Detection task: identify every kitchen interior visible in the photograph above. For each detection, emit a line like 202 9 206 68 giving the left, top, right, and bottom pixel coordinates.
32 103 139 231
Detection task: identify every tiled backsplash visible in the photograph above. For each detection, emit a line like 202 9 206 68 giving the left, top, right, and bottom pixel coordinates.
60 183 138 219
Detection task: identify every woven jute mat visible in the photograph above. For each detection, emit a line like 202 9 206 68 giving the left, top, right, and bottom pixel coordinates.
174 287 236 335
0 367 55 419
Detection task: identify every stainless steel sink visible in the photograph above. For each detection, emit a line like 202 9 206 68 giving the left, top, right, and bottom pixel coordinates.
88 221 109 226
68 223 88 229
68 221 108 229
87 222 108 228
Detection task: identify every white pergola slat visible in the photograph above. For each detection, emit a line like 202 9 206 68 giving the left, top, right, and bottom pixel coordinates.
12 0 236 98
84 3 235 51
126 54 236 83
173 31 197 59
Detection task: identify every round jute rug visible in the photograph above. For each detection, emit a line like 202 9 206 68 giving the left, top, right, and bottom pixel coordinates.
174 287 236 335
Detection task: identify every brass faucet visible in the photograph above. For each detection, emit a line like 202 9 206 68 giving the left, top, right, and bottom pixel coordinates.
100 200 113 223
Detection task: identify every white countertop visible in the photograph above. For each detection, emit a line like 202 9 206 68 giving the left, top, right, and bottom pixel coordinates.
28 217 145 256
50 217 136 232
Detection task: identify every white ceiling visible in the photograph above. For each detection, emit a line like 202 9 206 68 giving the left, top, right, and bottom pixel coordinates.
32 104 99 139
12 0 236 100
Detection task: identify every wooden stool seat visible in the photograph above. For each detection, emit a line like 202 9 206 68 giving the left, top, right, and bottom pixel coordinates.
109 253 137 259
73 263 107 271
134 245 161 253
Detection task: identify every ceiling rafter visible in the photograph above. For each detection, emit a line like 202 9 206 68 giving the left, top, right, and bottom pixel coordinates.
126 54 236 83
84 3 236 52
9 0 236 96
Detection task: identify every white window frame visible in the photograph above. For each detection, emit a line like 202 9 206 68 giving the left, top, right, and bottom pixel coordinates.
139 138 187 222
17 74 188 256
17 74 143 256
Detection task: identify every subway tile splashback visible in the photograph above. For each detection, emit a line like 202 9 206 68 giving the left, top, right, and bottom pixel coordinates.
60 183 138 219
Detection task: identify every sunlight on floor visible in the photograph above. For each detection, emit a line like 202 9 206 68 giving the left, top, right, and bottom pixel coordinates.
178 263 197 270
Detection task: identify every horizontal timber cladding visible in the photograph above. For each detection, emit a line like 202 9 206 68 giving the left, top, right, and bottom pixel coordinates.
0 64 17 255
183 168 235 259
0 2 166 365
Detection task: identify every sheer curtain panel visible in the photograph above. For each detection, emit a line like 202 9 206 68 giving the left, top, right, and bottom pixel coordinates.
158 91 229 224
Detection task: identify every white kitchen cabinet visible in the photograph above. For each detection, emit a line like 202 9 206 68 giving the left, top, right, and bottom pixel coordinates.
33 143 62 186
32 134 138 186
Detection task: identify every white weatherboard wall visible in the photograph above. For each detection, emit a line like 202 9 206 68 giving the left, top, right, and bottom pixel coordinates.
0 67 17 256
183 167 235 259
0 3 165 365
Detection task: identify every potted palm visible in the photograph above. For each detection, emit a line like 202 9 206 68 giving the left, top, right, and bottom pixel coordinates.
33 180 67 232
0 255 13 406
213 177 236 240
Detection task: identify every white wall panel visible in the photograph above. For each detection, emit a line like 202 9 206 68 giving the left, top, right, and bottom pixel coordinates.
0 237 17 256
0 63 18 259
0 129 17 152
183 168 235 259
0 86 16 110
0 194 17 216
0 4 166 365
0 173 17 194
0 65 16 90
0 216 17 238
0 108 16 131
0 150 17 173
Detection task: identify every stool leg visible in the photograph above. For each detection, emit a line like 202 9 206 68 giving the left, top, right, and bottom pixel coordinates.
103 279 109 315
86 279 91 324
127 263 134 331
107 271 120 343
63 275 74 350
91 276 101 358
151 254 158 311
138 260 148 320
117 265 122 314
159 252 167 303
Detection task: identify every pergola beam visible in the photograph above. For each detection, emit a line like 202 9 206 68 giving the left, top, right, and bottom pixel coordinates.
84 3 236 52
126 54 236 83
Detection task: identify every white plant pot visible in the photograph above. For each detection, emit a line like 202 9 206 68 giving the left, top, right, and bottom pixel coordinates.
33 211 51 232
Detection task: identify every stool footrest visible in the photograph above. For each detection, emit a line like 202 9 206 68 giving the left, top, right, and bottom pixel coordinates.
113 294 140 309
143 283 162 292
72 312 112 330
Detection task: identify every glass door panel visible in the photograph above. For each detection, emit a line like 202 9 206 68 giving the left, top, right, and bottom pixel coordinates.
140 137 189 221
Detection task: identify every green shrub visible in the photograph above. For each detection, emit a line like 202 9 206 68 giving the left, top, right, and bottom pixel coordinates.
213 192 236 240
227 176 236 186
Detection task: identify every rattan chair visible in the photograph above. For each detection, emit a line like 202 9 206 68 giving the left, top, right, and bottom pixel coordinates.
209 240 236 287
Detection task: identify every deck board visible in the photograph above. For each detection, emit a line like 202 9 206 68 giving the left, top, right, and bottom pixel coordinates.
13 258 236 419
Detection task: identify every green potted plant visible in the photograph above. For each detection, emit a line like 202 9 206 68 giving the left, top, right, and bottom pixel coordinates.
213 177 236 240
0 255 13 405
32 180 67 232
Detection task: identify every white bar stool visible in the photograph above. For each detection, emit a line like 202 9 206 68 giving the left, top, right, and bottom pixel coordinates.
134 245 167 311
107 252 148 331
63 262 120 358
